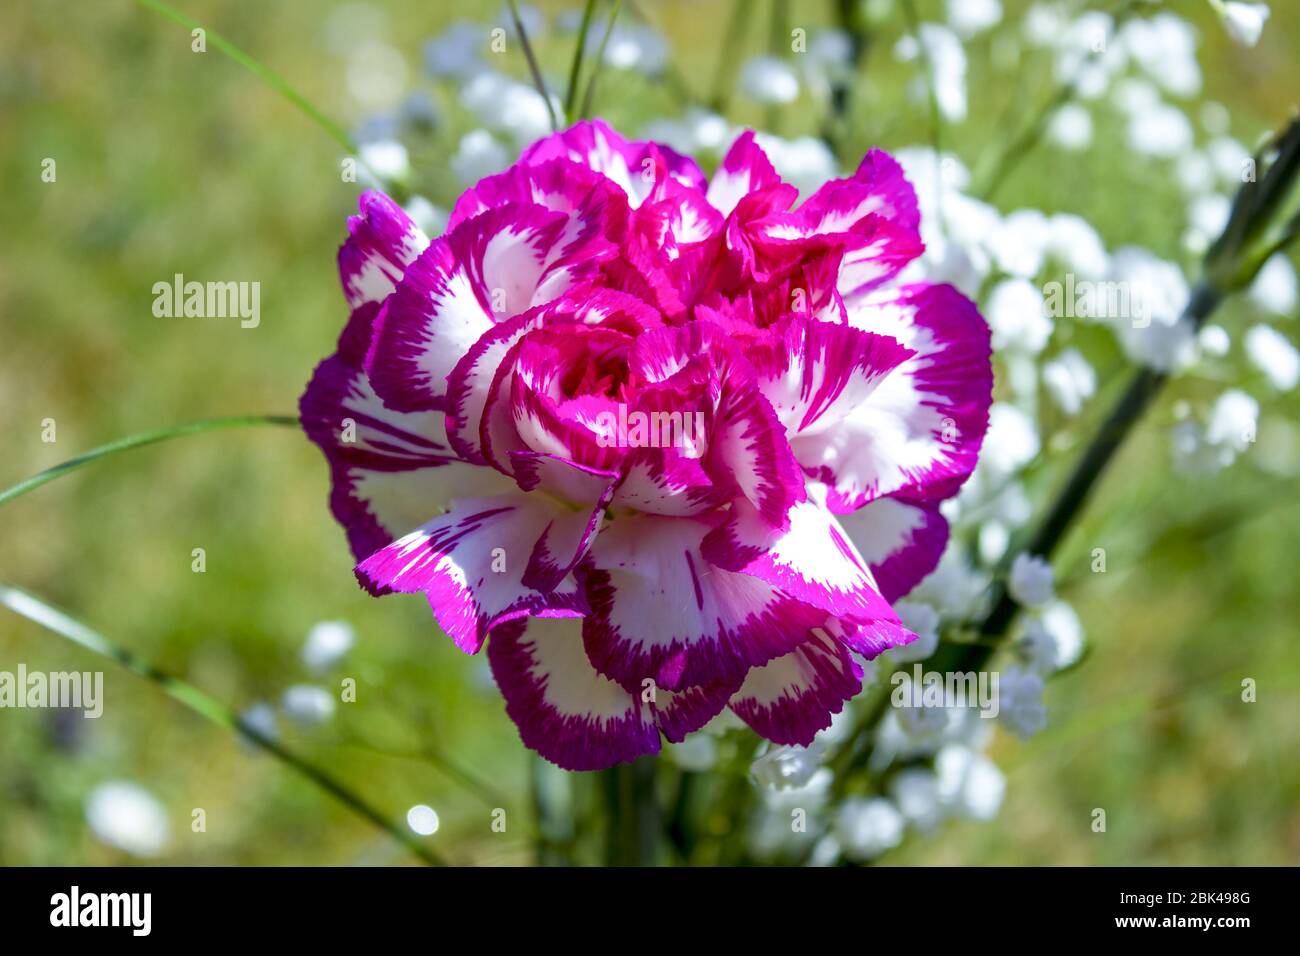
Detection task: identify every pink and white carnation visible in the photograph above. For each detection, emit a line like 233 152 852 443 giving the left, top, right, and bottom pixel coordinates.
300 120 993 771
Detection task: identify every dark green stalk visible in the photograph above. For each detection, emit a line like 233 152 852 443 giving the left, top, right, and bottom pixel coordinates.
821 0 872 158
601 757 659 865
564 0 599 124
508 0 560 131
954 283 1223 665
833 285 1224 788
765 0 790 133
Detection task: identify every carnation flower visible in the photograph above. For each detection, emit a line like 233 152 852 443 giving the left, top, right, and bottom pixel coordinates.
301 120 992 770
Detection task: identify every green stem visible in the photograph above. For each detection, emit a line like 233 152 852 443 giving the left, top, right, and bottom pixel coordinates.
508 0 559 131
0 415 296 509
765 0 790 133
578 0 623 119
974 81 1073 203
0 584 445 866
624 0 699 104
564 0 599 125
821 0 872 159
601 757 659 865
133 0 355 154
709 0 750 113
974 0 1143 202
529 753 570 865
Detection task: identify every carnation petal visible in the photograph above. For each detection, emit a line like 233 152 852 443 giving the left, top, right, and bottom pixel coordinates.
701 496 900 628
488 616 661 771
367 203 607 412
519 119 707 208
729 627 863 746
338 192 430 309
749 315 915 437
836 495 949 602
821 281 993 508
707 130 783 216
579 514 826 692
354 492 589 654
300 342 491 583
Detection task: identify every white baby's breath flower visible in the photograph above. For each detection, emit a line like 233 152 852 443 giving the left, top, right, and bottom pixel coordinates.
986 278 1052 354
751 744 823 790
979 520 1010 565
946 0 1002 37
1018 600 1085 674
1244 325 1300 391
1176 149 1215 195
981 403 1041 476
896 25 968 123
1048 214 1109 279
1186 194 1232 252
889 768 945 832
406 804 440 835
1048 103 1093 151
1198 324 1232 358
998 666 1048 740
239 700 279 747
1121 13 1201 97
753 134 837 199
1024 4 1068 47
1206 389 1260 451
1106 247 1196 372
1207 137 1251 186
890 601 941 663
896 701 950 740
740 55 801 104
835 798 906 861
989 208 1051 277
451 130 509 184
1008 553 1054 608
1043 348 1097 415
1172 390 1259 472
1248 254 1298 315
403 196 447 239
935 744 1005 820
800 30 854 95
912 545 991 620
302 620 355 673
359 139 410 184
85 782 171 858
281 684 336 727
599 24 668 75
460 73 555 143
1216 2 1270 48
1127 102 1194 158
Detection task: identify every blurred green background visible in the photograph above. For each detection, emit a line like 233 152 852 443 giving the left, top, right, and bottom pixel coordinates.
1 0 1297 866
